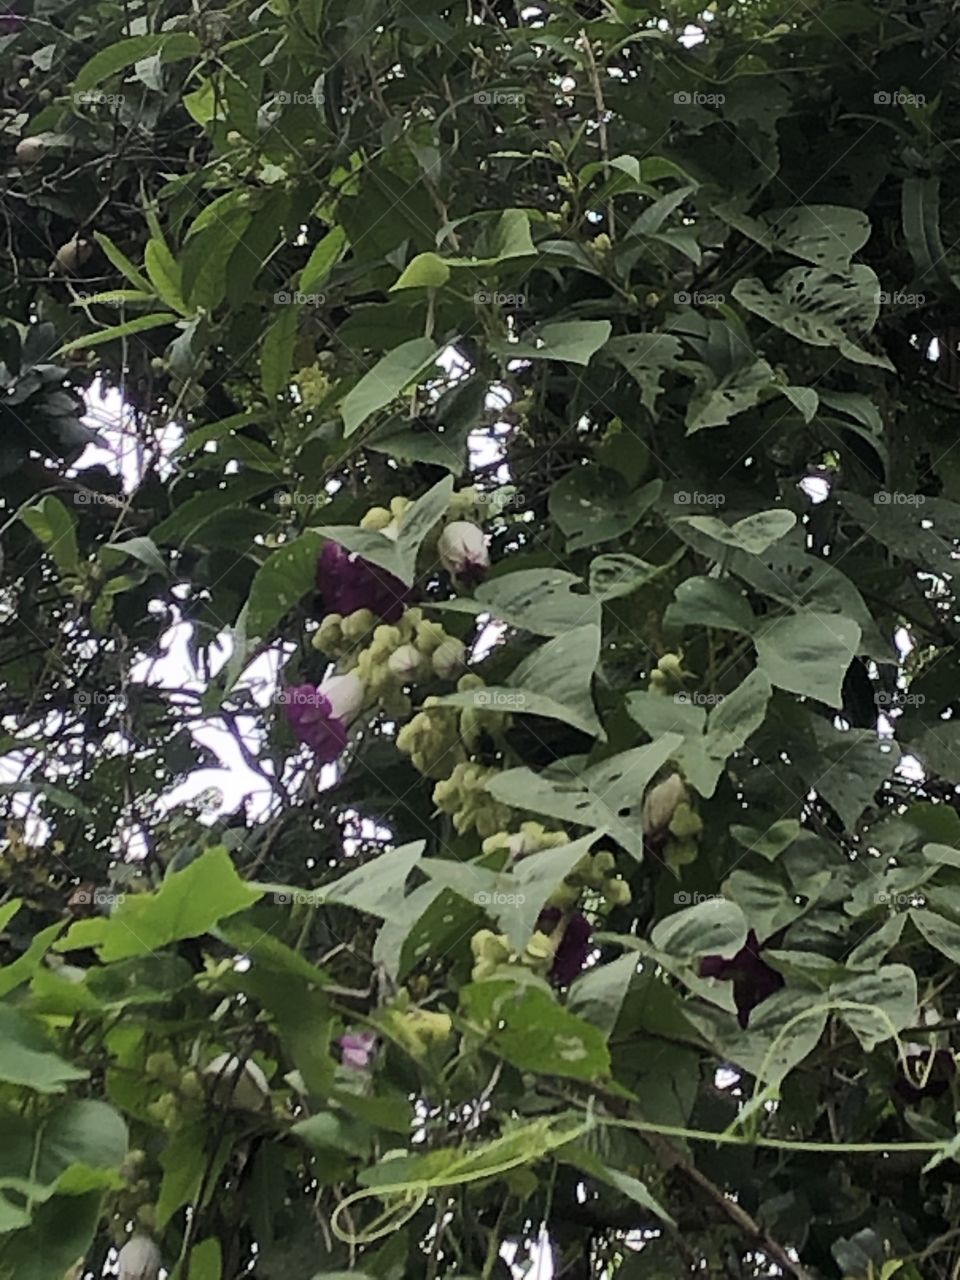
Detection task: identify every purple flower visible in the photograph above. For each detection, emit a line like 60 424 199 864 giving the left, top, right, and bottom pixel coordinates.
699 930 784 1029
283 674 363 763
538 908 593 985
340 1031 377 1070
895 1049 955 1103
316 540 410 622
0 7 23 32
437 521 489 586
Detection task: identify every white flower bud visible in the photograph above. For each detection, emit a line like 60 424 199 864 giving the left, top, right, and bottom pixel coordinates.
204 1053 270 1111
438 521 490 581
319 672 364 724
431 637 467 680
117 1236 162 1280
642 773 688 839
387 643 424 681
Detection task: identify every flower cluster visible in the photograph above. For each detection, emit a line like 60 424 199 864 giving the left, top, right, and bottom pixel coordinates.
642 772 703 872
433 761 513 837
470 910 593 986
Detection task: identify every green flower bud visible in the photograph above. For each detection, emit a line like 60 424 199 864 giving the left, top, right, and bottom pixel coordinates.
668 801 703 840
603 877 631 908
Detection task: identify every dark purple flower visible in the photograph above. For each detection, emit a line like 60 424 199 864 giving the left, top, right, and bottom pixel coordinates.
538 908 593 985
894 1049 955 1103
316 540 410 622
0 8 23 32
283 675 363 763
699 930 784 1029
340 1031 377 1070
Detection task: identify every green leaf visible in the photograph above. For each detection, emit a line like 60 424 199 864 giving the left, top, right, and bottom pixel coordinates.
73 32 200 90
902 176 960 293
497 320 612 366
664 576 755 634
651 897 748 960
589 551 679 602
93 231 151 292
57 313 178 354
756 611 860 708
436 625 604 738
802 722 900 832
440 567 600 635
910 908 960 964
550 470 661 552
103 536 168 578
300 226 348 295
0 1192 102 1280
0 1007 87 1093
561 1143 674 1226
829 965 918 1051
20 496 79 574
261 301 302 399
460 981 610 1081
606 333 684 412
685 358 774 432
391 253 451 290
488 736 685 860
144 239 188 315
245 530 321 641
677 510 796 554
567 953 638 1037
732 266 892 369
320 841 425 921
190 1239 222 1280
55 847 262 962
341 339 443 436
730 819 800 861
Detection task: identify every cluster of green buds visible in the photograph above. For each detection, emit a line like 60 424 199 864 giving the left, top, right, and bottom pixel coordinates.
642 772 704 871
548 848 632 911
648 651 694 695
313 606 467 717
294 362 333 412
105 1149 156 1242
433 762 513 837
359 494 413 536
481 821 570 860
470 927 555 982
380 993 454 1060
143 1050 202 1130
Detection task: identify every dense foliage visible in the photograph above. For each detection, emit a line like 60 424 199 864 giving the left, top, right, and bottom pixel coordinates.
5 0 960 1276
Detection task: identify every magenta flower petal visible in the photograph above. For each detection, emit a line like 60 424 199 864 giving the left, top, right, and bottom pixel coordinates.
699 929 784 1029
537 908 593 985
283 683 349 763
340 1031 377 1070
316 541 410 622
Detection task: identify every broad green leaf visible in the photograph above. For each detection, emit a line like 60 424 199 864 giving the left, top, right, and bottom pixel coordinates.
245 530 321 640
910 908 960 964
440 567 600 635
664 576 755 633
460 981 610 1081
589 551 679 602
730 819 800 861
0 1007 87 1093
260 300 301 398
190 1239 222 1280
756 611 860 708
321 841 425 921
488 736 684 860
606 332 684 413
300 226 348 295
73 32 200 90
685 358 774 432
829 965 918 1051
651 897 748 960
341 340 443 436
0 1192 103 1280
391 253 450 290
550 470 661 551
103 536 168 578
567 953 638 1037
497 320 612 366
678 509 796 554
55 847 262 961
20 496 79 573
